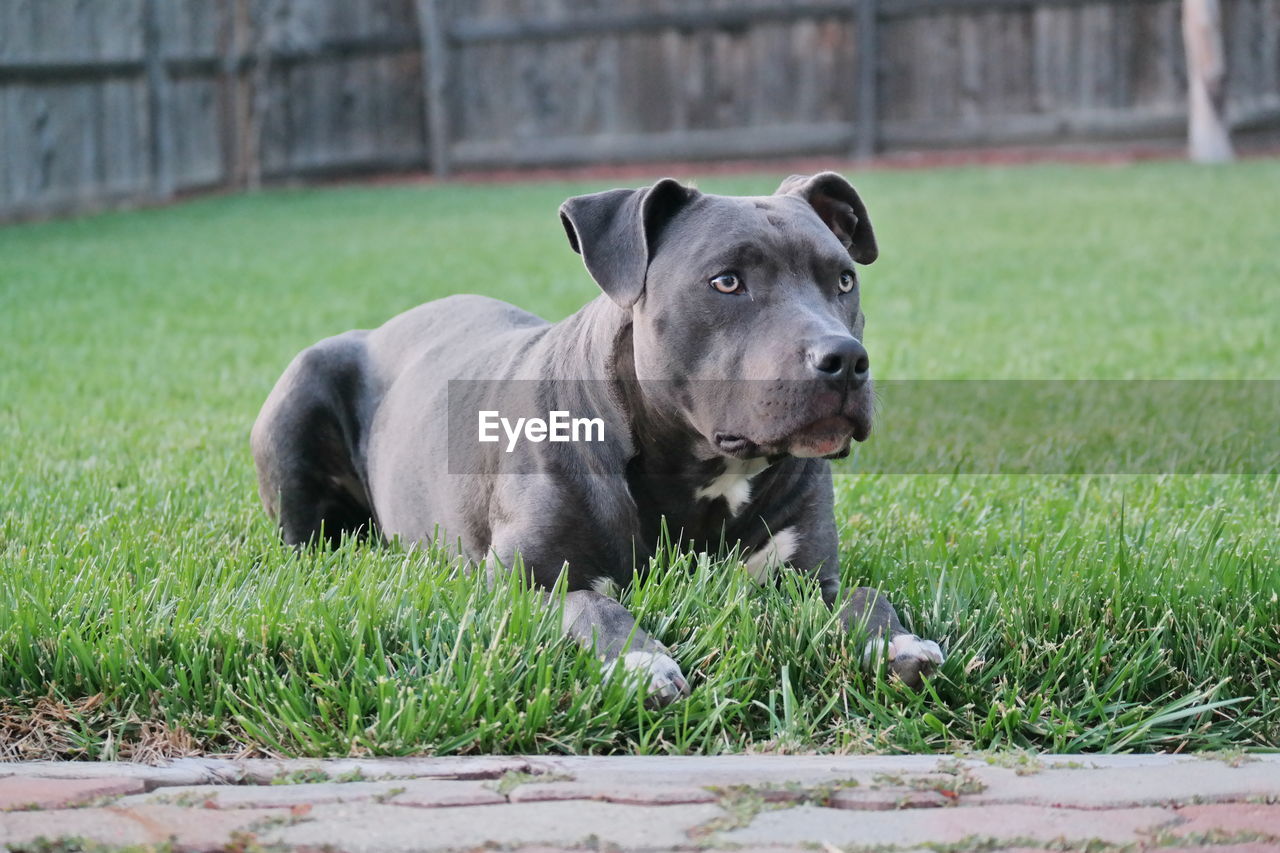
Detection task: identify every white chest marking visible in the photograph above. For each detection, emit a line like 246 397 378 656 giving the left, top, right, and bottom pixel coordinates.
743 527 800 583
695 458 770 515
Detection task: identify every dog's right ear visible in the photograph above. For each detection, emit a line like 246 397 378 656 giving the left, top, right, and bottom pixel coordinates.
559 178 696 308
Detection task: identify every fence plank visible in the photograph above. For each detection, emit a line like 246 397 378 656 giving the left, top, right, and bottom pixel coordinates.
416 0 450 176
855 0 879 158
142 0 174 197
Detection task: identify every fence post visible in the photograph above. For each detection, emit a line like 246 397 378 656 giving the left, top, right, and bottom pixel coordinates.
142 0 175 197
854 0 880 161
416 0 452 177
1182 0 1234 162
217 0 240 190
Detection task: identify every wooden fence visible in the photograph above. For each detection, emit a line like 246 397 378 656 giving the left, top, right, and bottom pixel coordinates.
1 0 1278 220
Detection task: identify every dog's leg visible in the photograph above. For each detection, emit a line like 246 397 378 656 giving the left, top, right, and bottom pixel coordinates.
251 333 375 548
839 586 944 688
559 590 690 708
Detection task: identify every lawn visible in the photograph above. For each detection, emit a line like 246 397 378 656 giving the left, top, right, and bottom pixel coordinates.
0 160 1277 759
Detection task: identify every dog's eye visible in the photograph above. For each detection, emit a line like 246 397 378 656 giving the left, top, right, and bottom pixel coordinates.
710 273 742 294
838 271 856 293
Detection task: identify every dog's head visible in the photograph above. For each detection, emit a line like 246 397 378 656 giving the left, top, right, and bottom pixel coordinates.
559 172 878 460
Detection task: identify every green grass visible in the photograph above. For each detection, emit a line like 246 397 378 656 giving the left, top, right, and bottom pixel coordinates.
1 160 1277 759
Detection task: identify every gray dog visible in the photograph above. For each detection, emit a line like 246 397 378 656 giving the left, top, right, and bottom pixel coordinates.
252 172 944 705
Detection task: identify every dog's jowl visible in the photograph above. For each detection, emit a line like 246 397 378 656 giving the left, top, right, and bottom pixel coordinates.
251 172 945 705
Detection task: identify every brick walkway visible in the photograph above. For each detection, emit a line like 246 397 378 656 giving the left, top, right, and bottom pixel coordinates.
0 754 1277 851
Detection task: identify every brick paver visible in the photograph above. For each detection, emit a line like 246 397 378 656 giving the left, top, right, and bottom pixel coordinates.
115 779 410 809
387 779 510 807
1170 803 1280 838
827 787 950 810
1171 846 1280 853
262 800 724 852
0 755 1276 851
0 775 145 811
718 802 1181 848
970 759 1280 808
506 779 719 805
0 804 281 850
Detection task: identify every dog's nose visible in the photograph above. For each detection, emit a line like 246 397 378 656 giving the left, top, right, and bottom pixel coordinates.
808 336 870 386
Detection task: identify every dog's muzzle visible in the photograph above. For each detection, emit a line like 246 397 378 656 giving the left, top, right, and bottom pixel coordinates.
713 375 873 460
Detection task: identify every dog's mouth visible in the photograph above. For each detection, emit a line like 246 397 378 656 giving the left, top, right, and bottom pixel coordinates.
787 414 860 458
714 411 870 460
710 379 874 460
713 433 756 455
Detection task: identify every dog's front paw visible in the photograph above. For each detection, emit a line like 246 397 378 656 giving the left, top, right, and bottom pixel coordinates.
606 650 691 708
864 633 945 689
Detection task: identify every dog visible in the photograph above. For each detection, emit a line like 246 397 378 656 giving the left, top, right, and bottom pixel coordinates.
251 172 945 706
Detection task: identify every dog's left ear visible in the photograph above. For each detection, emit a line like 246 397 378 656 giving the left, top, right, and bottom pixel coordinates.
776 172 877 265
559 178 697 308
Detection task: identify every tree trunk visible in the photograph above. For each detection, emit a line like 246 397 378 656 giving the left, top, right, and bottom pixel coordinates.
1182 0 1234 163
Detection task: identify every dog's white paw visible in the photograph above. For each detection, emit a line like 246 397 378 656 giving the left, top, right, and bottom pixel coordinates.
605 651 690 708
864 634 945 689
